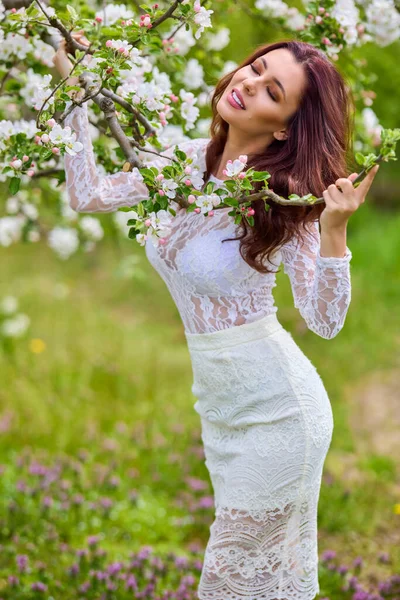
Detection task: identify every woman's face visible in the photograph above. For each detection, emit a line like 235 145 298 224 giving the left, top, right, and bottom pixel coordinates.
217 48 307 142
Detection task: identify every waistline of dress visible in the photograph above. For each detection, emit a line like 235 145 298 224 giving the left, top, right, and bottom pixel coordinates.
185 313 284 352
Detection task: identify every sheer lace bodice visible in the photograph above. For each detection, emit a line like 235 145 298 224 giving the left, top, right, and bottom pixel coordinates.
64 103 352 338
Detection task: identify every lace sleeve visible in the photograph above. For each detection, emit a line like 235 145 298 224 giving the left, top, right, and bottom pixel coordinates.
280 219 352 339
63 102 207 213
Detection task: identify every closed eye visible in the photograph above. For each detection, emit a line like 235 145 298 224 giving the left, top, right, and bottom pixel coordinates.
250 63 278 102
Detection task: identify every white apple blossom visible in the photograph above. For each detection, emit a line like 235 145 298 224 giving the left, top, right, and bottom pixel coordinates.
331 0 359 46
1 313 30 338
5 197 19 214
193 0 214 39
163 26 196 55
182 59 205 90
21 203 39 220
195 193 222 214
364 0 400 46
79 216 104 241
206 27 230 51
220 60 239 77
95 3 134 25
64 134 84 157
0 216 26 246
179 89 200 131
0 296 18 315
47 226 79 260
159 178 180 199
225 159 247 177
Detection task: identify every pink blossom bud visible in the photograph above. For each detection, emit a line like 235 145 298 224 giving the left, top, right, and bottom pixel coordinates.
227 159 232 164
41 134 49 143
143 16 151 26
247 208 255 216
162 39 168 45
145 219 152 227
184 179 191 186
11 159 22 169
12 155 17 160
318 6 325 13
158 190 165 196
188 195 196 204
153 3 159 8
170 36 175 43
52 147 60 155
95 16 103 22
46 118 56 128
159 111 166 119
194 207 201 213
238 172 246 179
106 40 113 48
322 37 332 46
166 47 171 52
118 47 125 53
159 237 167 245
339 27 345 33
126 19 133 26
325 12 330 16
184 166 192 175
208 210 214 216
121 20 126 26
174 47 179 53
23 155 29 162
140 14 145 20
170 94 179 103
30 163 35 167
194 4 201 12
238 155 247 163
11 7 16 12
34 136 42 145
27 169 35 177
315 15 323 24
156 173 164 181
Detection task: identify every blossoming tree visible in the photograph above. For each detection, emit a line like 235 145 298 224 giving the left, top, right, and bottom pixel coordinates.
0 0 399 258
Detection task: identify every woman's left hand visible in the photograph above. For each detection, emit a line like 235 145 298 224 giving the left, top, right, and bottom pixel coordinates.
320 164 380 231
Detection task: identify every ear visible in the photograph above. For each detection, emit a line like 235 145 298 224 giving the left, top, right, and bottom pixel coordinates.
273 130 288 141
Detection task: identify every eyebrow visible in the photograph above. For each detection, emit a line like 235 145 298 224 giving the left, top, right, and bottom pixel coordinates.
259 57 286 101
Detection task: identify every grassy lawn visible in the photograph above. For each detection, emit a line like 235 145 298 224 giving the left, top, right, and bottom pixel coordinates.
0 201 399 598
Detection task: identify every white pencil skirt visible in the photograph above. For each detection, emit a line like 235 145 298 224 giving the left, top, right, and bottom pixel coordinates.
185 313 334 600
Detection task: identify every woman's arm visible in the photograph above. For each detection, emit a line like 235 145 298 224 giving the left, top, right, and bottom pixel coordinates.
63 102 160 213
63 101 209 213
280 219 352 339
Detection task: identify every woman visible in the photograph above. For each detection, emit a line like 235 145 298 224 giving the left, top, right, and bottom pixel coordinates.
54 34 379 600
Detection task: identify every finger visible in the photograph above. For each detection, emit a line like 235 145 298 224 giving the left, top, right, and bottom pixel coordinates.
335 179 354 194
358 164 380 196
327 183 343 203
347 172 358 182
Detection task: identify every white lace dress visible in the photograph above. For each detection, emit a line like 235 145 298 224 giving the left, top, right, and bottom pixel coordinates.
64 103 353 600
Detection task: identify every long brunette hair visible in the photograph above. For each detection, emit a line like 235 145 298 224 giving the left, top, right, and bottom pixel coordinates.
204 40 355 274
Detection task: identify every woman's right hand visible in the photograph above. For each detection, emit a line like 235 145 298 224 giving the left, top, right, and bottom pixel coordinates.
52 30 91 79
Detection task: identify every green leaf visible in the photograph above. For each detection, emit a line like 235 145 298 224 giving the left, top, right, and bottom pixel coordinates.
250 170 271 181
234 214 243 225
9 177 20 195
128 227 137 239
355 152 366 166
66 4 78 20
246 216 255 227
